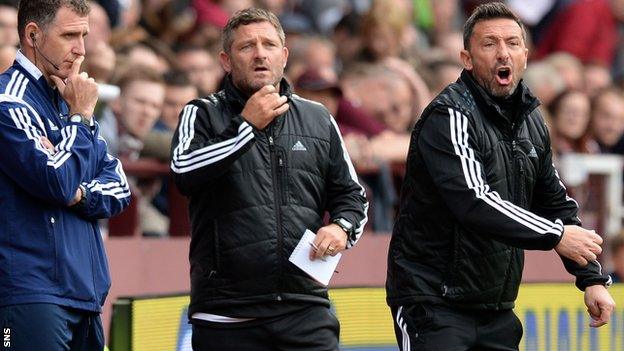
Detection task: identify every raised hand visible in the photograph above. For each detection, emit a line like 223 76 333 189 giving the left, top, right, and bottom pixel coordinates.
241 85 289 130
555 225 603 266
49 56 98 119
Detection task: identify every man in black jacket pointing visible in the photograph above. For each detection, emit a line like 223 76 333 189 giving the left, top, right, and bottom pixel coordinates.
386 3 614 350
170 8 368 351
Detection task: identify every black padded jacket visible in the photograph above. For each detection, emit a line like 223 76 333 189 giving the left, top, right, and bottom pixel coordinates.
171 77 368 316
386 70 609 310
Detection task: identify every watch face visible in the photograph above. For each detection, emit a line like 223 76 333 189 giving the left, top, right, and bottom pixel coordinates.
70 115 82 123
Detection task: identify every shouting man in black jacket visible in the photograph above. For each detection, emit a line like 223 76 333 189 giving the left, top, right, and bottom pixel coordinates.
386 3 615 350
170 8 368 351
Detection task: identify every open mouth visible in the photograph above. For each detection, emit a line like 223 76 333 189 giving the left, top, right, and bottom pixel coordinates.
254 66 269 73
496 67 512 85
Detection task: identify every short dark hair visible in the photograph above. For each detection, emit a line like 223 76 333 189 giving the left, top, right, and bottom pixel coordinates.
222 7 284 54
463 2 525 50
18 0 89 42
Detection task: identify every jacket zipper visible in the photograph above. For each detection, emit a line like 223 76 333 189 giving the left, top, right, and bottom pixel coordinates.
267 128 284 300
496 126 520 307
209 220 220 278
277 152 287 203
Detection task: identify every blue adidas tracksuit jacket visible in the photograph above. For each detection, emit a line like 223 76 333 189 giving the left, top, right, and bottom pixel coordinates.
0 51 130 312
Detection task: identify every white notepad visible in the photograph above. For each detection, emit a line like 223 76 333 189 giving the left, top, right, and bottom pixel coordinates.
288 229 341 286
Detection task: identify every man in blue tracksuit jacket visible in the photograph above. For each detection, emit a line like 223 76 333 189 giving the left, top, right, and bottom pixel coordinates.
0 1 130 350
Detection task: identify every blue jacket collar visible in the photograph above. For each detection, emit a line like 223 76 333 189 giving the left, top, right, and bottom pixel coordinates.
14 50 61 105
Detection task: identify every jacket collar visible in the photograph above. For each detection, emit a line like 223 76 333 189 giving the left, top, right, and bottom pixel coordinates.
459 69 539 125
15 50 43 80
223 74 292 111
14 50 59 102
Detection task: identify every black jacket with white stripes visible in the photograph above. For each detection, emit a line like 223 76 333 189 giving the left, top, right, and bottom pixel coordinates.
386 70 609 310
171 77 368 317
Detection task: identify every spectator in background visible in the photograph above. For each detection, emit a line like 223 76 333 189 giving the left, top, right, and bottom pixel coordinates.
423 58 464 95
584 63 613 97
591 86 624 153
142 70 199 161
99 65 165 159
175 45 223 96
84 1 115 83
257 0 287 16
545 52 585 90
609 233 624 282
215 0 254 15
141 0 196 46
158 70 199 132
332 11 363 70
121 42 170 74
428 0 464 45
548 89 599 155
534 0 618 67
523 60 566 107
102 65 166 236
284 35 336 82
87 1 111 45
0 0 18 47
432 31 465 64
118 0 141 30
296 66 410 164
188 0 229 46
360 0 410 62
378 70 415 133
95 0 120 28
342 63 417 136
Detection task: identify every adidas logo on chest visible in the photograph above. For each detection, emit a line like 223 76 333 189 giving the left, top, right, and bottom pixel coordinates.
292 140 307 151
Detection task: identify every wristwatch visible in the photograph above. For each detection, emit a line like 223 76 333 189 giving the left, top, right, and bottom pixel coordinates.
69 113 91 128
332 217 353 236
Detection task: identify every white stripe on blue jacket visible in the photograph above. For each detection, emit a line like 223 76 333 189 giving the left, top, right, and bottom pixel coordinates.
0 51 130 312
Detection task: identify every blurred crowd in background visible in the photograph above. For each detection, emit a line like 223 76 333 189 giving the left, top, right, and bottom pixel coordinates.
5 0 624 262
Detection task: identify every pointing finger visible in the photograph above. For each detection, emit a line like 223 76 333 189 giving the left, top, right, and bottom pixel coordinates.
70 56 84 76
